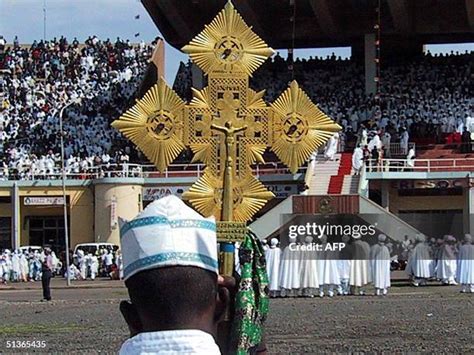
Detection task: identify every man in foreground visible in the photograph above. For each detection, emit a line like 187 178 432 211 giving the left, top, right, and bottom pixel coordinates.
118 195 231 354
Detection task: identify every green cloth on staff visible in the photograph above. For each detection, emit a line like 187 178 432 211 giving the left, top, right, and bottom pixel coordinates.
231 230 269 354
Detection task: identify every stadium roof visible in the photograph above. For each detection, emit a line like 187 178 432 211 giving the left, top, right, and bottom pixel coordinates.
142 0 474 50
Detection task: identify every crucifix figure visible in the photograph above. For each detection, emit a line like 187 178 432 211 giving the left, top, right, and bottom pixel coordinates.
211 120 248 221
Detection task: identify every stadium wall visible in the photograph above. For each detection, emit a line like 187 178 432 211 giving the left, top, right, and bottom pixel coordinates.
0 174 302 251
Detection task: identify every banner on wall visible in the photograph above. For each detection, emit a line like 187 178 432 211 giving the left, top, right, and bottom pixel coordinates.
396 179 467 190
143 184 298 201
143 187 187 201
23 196 65 206
110 196 118 230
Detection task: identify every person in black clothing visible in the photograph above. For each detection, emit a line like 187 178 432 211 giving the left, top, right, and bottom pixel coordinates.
371 148 379 172
461 127 471 153
41 249 53 301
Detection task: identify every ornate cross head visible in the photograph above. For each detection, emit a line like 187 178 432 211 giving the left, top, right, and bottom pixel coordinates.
112 1 341 224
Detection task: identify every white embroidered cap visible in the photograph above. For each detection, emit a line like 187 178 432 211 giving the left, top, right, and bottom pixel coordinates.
120 195 218 280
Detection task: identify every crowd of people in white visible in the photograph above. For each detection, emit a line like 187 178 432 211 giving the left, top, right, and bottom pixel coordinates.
0 35 154 179
251 51 473 139
0 35 472 180
173 50 474 173
0 246 123 283
264 233 474 298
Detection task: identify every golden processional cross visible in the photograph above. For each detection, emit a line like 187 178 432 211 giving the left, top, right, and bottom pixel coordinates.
112 1 341 275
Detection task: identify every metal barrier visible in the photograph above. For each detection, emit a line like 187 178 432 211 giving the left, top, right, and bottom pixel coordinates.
0 162 306 181
365 157 474 173
385 142 415 157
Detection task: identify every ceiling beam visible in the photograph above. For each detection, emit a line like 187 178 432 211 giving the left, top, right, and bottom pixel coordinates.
154 0 192 42
387 0 411 33
234 0 267 39
308 0 339 37
466 0 474 29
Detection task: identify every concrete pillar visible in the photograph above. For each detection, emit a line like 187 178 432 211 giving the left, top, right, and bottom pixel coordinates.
466 186 474 235
364 33 376 95
11 182 19 249
191 63 204 90
94 184 142 247
381 180 390 209
152 38 165 79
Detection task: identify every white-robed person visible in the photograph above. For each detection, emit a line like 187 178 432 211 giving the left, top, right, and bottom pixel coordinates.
324 133 339 161
300 236 319 297
437 235 458 285
11 250 21 282
406 234 434 286
77 249 87 280
406 147 416 171
382 132 391 157
456 234 474 293
265 238 281 298
20 251 29 282
370 234 391 296
0 253 9 283
51 251 60 275
88 253 99 280
116 250 124 280
368 132 382 153
318 235 340 297
279 236 302 297
350 238 372 295
337 235 351 295
400 127 409 154
360 127 368 147
4 250 12 282
352 145 364 175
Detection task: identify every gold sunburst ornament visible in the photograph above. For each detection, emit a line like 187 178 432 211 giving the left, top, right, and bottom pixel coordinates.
112 0 341 228
111 78 185 172
181 1 274 76
271 81 341 173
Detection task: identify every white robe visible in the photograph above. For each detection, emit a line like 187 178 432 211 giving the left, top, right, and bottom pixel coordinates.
400 131 409 152
317 245 340 286
350 240 371 287
79 255 87 279
368 134 382 152
90 256 99 279
352 147 364 171
338 259 351 280
436 245 457 280
11 253 21 277
360 129 368 146
370 243 391 289
406 242 433 278
300 245 319 289
265 246 281 291
324 134 338 160
20 254 29 278
120 330 221 355
406 149 415 168
456 243 474 284
279 245 302 290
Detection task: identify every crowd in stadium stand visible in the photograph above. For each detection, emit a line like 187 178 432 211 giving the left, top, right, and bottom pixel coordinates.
250 50 473 149
0 34 473 179
0 35 155 179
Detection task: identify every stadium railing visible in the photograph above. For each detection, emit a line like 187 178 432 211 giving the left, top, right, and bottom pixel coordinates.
0 163 306 181
365 158 474 173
